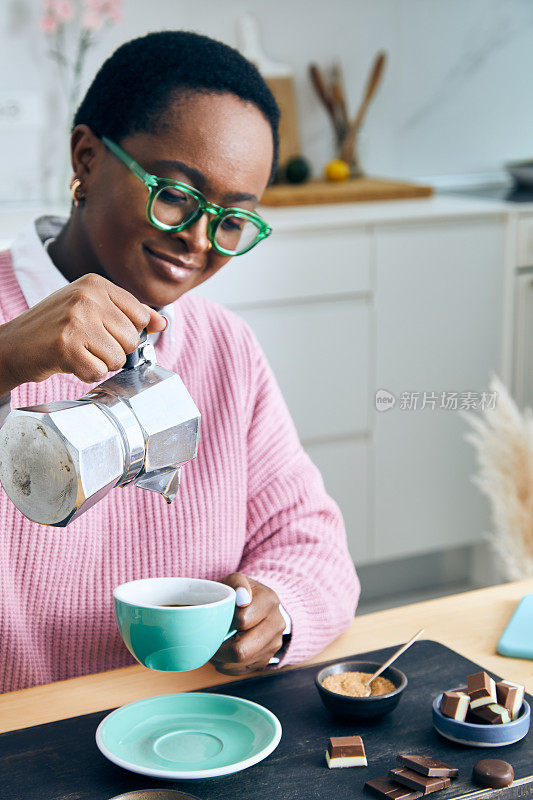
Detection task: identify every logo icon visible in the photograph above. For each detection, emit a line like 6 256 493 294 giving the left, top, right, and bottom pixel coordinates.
375 389 396 412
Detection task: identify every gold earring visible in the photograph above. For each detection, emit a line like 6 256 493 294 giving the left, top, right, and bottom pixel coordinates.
207 241 212 252
70 176 86 207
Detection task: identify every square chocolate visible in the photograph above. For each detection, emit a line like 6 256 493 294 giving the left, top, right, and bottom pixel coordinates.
440 691 469 721
467 671 497 709
470 703 511 725
326 735 367 768
365 776 423 799
389 767 451 795
397 755 458 778
496 680 525 720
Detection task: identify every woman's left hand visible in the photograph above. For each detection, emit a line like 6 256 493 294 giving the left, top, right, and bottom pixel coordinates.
210 573 286 675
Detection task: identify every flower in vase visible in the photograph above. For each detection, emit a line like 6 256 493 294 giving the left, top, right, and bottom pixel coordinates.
39 0 124 200
40 14 59 34
40 0 75 26
82 0 122 30
55 1 75 22
81 9 104 30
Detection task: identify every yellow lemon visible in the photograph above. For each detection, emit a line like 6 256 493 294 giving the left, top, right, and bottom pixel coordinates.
324 159 351 181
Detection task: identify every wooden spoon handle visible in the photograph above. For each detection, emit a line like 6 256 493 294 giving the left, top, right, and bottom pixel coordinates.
366 628 424 686
351 51 387 132
309 63 336 119
331 62 349 130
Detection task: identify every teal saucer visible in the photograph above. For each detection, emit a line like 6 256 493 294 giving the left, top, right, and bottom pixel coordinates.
95 693 282 780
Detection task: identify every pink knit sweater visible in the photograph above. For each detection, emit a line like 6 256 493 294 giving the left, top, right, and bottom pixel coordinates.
0 249 359 692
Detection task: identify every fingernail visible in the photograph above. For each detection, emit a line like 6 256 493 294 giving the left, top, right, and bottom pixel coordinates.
160 314 169 331
235 587 252 607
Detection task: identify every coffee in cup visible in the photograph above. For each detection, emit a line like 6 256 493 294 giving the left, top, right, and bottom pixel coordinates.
113 577 236 671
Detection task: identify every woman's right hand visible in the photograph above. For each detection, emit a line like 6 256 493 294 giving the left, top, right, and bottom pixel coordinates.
0 273 167 395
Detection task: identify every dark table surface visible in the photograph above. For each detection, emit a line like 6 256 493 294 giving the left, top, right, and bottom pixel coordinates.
1 640 531 800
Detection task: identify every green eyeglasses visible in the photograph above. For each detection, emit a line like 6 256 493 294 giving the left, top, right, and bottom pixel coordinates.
102 137 272 257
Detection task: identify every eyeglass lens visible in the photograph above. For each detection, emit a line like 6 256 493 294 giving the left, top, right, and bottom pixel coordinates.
152 185 261 254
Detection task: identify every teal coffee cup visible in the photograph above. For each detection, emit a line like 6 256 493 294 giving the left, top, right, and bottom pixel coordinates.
114 577 236 671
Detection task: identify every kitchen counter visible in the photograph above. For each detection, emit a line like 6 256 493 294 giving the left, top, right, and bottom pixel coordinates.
1 579 531 735
260 193 514 232
0 193 521 250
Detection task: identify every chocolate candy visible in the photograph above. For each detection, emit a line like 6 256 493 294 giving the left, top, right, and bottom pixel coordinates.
467 671 497 708
472 759 514 788
397 755 458 778
496 680 525 720
389 768 451 795
440 690 469 721
365 776 423 799
326 735 367 768
471 703 511 725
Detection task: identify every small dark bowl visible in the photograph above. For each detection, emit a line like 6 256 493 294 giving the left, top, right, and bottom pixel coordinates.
315 660 408 720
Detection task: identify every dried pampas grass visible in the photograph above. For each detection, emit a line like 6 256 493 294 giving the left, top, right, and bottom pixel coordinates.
464 376 533 580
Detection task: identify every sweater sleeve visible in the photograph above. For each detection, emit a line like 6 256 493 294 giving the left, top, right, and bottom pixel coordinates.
238 323 360 667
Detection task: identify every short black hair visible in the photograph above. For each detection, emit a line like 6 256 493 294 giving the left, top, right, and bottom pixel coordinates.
73 30 280 182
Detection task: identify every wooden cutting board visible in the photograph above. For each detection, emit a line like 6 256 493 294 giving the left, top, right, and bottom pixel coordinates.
265 75 300 165
1 641 531 800
261 177 434 206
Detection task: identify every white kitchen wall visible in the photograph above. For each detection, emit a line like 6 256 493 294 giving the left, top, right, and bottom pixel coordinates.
0 0 532 200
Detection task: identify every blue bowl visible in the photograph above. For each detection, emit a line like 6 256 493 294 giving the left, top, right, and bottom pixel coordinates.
432 693 530 747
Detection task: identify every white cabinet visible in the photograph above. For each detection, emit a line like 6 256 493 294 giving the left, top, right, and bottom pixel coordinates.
238 299 371 441
513 270 533 409
373 219 506 559
194 226 372 306
517 214 533 268
513 213 533 410
196 207 507 567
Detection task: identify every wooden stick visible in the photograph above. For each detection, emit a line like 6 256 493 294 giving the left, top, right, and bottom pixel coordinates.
331 62 349 135
365 628 425 689
352 50 387 132
338 51 387 169
309 63 336 121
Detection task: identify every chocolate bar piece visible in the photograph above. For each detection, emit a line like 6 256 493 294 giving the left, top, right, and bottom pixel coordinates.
390 768 451 795
496 680 525 720
365 776 423 799
472 759 514 788
471 703 511 725
440 690 469 721
397 755 458 778
326 735 367 768
467 671 497 708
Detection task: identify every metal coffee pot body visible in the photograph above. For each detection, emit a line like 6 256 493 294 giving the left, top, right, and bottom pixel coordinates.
0 334 200 526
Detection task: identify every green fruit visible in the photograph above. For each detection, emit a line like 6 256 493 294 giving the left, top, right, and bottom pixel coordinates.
285 156 311 184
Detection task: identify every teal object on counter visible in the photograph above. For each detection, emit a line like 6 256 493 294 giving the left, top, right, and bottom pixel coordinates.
95 693 282 779
498 594 533 660
114 577 236 671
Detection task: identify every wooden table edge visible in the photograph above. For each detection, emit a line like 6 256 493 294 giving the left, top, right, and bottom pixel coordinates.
1 579 531 734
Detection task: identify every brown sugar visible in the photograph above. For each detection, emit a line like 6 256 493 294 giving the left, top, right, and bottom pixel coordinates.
322 671 396 697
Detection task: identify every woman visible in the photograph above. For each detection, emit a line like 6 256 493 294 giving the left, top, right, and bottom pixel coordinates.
0 31 359 692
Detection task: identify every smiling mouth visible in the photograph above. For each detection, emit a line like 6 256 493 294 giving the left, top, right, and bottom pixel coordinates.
143 245 201 283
